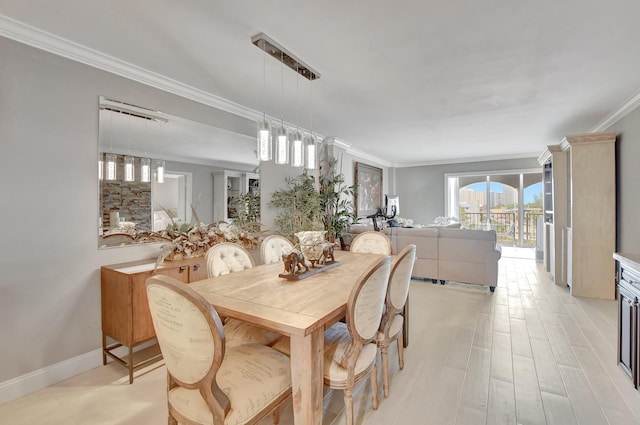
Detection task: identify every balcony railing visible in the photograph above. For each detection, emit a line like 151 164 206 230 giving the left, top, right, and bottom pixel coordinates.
459 210 543 247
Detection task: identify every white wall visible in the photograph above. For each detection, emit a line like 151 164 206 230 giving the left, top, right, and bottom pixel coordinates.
606 107 640 253
0 36 256 392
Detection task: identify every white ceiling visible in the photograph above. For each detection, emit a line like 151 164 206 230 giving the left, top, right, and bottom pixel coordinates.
2 0 640 166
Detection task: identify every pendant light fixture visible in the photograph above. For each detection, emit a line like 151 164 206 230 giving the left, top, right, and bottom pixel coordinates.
105 110 117 180
140 115 151 183
123 114 135 182
250 33 320 166
291 131 304 167
140 157 151 183
274 50 290 165
291 64 304 168
305 135 317 170
155 159 165 183
124 155 135 182
105 153 117 181
98 153 104 181
305 77 318 170
256 38 272 162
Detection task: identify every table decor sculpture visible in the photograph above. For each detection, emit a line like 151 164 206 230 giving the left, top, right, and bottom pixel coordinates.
279 231 340 281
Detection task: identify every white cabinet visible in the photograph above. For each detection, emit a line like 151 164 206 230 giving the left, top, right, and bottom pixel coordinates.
212 171 259 222
538 132 616 299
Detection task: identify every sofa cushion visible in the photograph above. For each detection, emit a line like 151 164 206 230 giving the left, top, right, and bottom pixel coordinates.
390 227 439 257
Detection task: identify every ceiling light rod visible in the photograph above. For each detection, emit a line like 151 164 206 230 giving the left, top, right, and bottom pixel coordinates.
251 33 320 81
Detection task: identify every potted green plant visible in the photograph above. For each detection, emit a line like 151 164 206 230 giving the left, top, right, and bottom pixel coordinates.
229 191 261 233
319 155 357 246
268 171 324 242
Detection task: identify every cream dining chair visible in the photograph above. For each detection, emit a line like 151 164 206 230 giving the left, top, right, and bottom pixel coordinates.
349 231 392 255
145 275 291 425
272 255 392 425
260 235 295 265
322 255 391 425
377 244 416 397
205 242 281 347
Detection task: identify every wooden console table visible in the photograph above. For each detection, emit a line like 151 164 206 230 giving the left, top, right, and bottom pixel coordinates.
100 256 207 383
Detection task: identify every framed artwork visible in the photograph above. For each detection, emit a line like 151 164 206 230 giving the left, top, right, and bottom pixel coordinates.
354 162 383 217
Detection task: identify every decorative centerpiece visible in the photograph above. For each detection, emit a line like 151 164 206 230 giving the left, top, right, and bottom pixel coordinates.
279 231 339 281
296 230 327 267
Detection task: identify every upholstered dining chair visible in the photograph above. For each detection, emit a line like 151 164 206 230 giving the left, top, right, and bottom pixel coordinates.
205 242 281 347
350 231 392 255
260 235 295 265
145 275 291 425
272 255 392 425
205 242 256 277
377 244 416 397
323 255 391 425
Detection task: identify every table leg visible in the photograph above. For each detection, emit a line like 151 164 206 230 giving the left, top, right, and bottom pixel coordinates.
290 329 324 425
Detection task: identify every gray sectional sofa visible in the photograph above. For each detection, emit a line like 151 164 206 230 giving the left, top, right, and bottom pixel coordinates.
348 225 502 291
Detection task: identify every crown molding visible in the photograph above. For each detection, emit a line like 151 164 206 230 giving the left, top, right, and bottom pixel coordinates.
591 90 640 132
0 14 261 122
324 137 393 168
393 151 541 168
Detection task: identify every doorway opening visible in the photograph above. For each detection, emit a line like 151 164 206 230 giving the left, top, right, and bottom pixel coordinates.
152 171 193 231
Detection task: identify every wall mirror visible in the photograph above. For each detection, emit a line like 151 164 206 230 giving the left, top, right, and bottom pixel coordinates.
98 96 258 248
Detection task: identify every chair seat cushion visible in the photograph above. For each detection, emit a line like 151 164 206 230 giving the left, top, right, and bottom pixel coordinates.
271 336 291 356
376 314 404 343
168 343 291 425
323 322 378 387
224 318 282 347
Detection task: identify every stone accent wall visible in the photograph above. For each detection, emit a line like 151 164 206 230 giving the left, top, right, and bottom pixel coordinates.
100 155 152 230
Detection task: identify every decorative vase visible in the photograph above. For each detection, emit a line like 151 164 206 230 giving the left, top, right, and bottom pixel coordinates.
295 231 326 266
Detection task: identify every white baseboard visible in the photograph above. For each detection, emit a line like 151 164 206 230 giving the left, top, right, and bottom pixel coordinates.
0 348 103 405
0 340 158 405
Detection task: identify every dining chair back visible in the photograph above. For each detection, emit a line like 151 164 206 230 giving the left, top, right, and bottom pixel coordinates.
260 235 295 265
377 244 416 397
146 274 292 425
323 255 392 425
205 242 255 278
349 231 392 255
205 242 281 347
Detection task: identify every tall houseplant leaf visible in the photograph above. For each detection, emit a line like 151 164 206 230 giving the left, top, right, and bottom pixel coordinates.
269 172 323 241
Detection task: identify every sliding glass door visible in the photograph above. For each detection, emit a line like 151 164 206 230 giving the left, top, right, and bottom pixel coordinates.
446 170 542 247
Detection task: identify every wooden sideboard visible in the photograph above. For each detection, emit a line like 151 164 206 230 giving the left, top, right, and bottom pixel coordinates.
614 253 640 388
101 256 207 383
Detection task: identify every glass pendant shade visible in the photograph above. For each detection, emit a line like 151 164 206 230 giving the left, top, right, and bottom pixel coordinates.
140 157 151 183
274 126 289 165
257 120 272 161
291 132 304 167
105 153 117 181
305 136 317 170
124 156 135 182
155 159 165 183
98 154 104 181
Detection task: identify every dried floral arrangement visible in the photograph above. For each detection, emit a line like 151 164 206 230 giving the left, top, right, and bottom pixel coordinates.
101 205 263 264
153 221 262 263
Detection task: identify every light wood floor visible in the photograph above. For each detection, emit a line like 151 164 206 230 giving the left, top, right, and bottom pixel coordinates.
1 257 638 425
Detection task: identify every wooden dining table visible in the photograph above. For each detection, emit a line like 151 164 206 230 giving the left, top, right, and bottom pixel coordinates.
189 250 386 425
